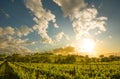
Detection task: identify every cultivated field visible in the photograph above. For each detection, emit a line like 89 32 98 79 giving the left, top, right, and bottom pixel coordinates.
0 61 120 79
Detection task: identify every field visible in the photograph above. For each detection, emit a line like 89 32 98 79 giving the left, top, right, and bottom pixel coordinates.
0 61 120 79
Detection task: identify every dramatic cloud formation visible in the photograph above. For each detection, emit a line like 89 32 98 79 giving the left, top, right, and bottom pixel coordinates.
0 26 33 37
53 0 107 40
0 37 34 54
24 0 58 44
0 26 35 54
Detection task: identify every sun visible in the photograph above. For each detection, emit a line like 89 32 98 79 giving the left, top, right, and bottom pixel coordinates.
81 38 95 53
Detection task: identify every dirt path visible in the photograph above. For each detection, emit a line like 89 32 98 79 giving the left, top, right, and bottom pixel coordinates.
0 61 20 79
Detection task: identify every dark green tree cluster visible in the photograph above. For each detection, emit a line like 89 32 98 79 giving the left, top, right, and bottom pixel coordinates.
55 55 76 64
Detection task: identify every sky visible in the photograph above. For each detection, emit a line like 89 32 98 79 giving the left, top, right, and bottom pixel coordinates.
0 0 120 55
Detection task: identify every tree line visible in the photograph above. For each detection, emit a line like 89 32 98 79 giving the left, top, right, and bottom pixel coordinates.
0 53 120 64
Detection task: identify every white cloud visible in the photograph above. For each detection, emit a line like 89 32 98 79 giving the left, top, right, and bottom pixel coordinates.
0 35 35 48
41 37 53 44
16 25 33 37
0 26 15 35
95 31 102 35
0 27 3 36
56 32 64 41
24 0 57 44
54 23 59 28
53 0 107 40
0 26 35 54
4 26 15 35
0 35 35 54
0 26 33 37
56 32 70 42
0 46 31 55
53 0 86 17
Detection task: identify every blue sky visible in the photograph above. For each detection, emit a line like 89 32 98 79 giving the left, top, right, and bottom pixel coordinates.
0 0 120 55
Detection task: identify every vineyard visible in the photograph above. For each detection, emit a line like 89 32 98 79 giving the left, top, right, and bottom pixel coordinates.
0 61 120 79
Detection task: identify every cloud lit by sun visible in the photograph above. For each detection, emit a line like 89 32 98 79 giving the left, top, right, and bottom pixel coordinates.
0 0 119 56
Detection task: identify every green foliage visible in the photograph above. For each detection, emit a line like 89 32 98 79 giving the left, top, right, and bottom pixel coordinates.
64 55 76 64
1 52 120 64
55 55 76 64
10 62 120 79
0 61 120 79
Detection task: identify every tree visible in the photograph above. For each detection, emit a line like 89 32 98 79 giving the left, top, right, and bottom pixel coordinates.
64 55 76 64
99 55 104 58
109 55 115 61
